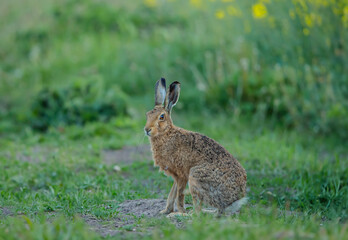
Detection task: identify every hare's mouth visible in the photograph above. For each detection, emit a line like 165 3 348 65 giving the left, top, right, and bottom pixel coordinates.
144 129 151 136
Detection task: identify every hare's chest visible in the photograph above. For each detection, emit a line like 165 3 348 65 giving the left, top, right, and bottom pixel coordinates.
152 150 173 168
150 138 187 175
152 150 180 173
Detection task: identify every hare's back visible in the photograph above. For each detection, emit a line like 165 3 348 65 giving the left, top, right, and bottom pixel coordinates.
189 132 235 164
189 131 246 181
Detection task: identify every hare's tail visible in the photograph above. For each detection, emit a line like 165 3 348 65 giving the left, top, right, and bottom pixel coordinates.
226 197 248 214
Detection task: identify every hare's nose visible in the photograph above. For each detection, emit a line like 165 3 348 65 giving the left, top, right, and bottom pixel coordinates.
144 128 151 136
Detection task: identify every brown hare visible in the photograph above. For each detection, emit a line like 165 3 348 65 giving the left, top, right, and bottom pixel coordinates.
144 78 247 216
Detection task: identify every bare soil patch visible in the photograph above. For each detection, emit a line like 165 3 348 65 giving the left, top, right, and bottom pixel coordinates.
82 199 167 237
12 144 152 165
117 199 166 218
82 199 196 237
15 146 54 163
0 207 13 217
102 144 152 165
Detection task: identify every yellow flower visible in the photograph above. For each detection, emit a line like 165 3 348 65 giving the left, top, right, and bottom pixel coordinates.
190 0 202 8
252 3 268 19
144 0 157 7
303 28 310 36
215 10 225 19
221 0 235 2
295 0 308 11
305 15 313 27
309 0 329 7
289 9 296 19
343 5 348 28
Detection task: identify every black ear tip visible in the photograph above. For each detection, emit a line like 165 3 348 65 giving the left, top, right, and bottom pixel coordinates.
160 77 166 87
169 81 180 92
171 81 180 86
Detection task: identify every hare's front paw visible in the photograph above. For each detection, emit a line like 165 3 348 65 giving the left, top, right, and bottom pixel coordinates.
160 208 173 215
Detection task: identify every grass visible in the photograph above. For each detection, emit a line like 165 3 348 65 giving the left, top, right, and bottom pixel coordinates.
153 210 348 240
1 111 347 239
1 0 347 238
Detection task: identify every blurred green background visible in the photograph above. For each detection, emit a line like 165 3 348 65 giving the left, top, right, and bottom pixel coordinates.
1 0 347 137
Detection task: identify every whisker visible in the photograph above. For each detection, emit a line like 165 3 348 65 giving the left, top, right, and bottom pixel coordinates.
135 129 147 146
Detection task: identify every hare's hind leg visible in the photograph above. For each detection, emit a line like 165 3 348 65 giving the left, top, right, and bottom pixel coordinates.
160 181 177 214
189 164 229 213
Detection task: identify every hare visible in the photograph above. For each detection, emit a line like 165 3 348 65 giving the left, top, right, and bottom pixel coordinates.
144 78 247 215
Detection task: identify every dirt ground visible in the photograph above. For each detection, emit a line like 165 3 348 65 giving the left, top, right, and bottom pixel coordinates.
0 199 178 237
13 144 152 165
116 199 167 218
102 144 152 165
0 207 13 217
82 199 189 237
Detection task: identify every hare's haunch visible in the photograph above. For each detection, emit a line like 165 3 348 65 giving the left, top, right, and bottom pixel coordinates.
144 78 247 215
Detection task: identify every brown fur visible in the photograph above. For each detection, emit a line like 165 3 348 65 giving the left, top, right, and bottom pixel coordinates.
144 80 247 215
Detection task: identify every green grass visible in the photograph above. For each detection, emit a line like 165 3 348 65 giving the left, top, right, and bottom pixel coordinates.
0 216 99 240
1 0 347 238
153 209 348 240
1 112 347 239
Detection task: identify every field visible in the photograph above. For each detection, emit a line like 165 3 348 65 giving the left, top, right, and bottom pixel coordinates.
0 0 347 239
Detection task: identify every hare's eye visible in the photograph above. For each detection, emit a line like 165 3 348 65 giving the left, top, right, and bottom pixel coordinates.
159 114 165 120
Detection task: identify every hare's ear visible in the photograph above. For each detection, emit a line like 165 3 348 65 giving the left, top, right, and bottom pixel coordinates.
165 81 180 113
155 78 166 106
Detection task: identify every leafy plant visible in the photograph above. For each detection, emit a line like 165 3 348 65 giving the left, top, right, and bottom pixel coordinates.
30 80 128 131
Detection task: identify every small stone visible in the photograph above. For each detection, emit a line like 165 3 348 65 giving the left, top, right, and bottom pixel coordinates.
113 165 121 172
